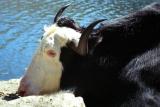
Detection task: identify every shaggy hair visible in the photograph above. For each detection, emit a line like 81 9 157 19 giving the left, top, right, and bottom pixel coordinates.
60 3 160 107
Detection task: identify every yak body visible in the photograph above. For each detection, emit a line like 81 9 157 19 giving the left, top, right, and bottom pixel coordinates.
60 3 160 107
18 2 160 107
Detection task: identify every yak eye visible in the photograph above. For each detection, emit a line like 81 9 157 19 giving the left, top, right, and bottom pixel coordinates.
41 36 43 40
49 37 53 40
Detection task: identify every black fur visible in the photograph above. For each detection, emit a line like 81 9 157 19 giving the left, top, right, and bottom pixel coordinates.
60 3 160 107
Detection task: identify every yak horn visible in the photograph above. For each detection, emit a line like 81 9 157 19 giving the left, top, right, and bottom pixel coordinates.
67 19 106 56
54 4 70 23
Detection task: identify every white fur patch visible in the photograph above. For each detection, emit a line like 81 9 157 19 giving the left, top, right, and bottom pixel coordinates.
43 24 81 47
18 24 82 96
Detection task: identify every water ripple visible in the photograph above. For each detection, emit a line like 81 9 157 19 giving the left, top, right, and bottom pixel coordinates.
0 0 159 80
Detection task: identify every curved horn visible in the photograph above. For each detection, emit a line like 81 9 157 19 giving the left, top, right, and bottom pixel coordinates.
67 19 106 56
54 4 70 23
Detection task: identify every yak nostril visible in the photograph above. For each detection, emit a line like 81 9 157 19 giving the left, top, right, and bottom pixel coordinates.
18 90 26 97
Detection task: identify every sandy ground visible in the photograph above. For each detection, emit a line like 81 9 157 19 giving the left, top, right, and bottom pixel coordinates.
0 79 85 107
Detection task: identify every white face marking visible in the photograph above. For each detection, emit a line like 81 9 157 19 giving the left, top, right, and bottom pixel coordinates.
18 24 81 96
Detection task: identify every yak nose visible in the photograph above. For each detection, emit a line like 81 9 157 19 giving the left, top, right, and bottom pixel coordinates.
18 77 29 96
18 90 26 97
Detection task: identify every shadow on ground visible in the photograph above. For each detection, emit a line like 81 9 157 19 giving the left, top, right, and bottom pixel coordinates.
2 93 20 101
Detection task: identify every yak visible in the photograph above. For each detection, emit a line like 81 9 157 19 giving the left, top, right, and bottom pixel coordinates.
18 3 160 107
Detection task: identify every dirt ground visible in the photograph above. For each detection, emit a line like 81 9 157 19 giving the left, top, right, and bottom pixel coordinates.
0 79 85 107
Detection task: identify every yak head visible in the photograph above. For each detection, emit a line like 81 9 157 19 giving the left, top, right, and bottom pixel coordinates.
18 5 105 96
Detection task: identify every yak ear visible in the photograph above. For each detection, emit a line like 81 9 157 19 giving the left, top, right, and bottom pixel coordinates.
54 4 70 23
67 19 106 56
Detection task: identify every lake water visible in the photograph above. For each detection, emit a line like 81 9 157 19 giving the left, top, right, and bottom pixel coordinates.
0 0 159 80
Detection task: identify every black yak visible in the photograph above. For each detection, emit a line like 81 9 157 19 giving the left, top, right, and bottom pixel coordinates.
18 3 160 107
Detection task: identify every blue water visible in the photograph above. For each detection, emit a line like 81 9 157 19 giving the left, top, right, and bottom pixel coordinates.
0 0 159 80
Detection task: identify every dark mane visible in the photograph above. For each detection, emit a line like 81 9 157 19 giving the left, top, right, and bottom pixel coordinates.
60 3 160 107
